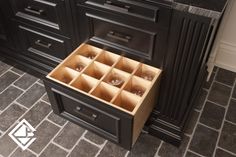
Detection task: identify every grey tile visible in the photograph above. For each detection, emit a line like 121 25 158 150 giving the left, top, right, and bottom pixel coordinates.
0 86 23 111
11 66 25 75
41 94 50 103
47 112 67 126
185 151 201 157
17 83 45 108
39 143 68 157
0 103 26 131
158 135 189 157
219 122 236 154
200 101 225 129
0 128 18 156
0 71 19 93
38 79 44 85
233 86 236 99
194 89 208 110
185 110 200 135
14 73 38 90
69 139 99 157
84 131 106 145
216 68 236 86
29 120 60 154
204 72 215 89
0 60 11 75
226 99 236 124
21 101 51 127
208 82 231 106
54 122 85 149
215 148 236 157
189 124 218 156
128 134 161 157
98 141 127 157
10 148 36 157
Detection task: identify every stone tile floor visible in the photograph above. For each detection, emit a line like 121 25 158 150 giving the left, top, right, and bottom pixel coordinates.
0 56 236 157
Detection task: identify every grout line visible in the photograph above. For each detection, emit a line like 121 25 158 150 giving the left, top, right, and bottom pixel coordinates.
51 141 70 153
7 146 19 157
232 97 236 101
183 67 218 157
155 141 163 156
94 140 108 157
224 120 236 126
124 151 130 157
9 66 25 76
14 102 29 111
45 117 64 129
187 150 205 157
26 148 38 156
214 80 234 88
212 74 236 157
82 137 104 149
216 146 236 156
206 100 227 108
40 99 50 105
198 122 219 132
10 84 26 92
8 69 23 77
0 65 13 78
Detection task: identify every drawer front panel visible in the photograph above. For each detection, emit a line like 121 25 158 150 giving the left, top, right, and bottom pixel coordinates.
56 89 120 139
78 0 171 26
10 0 68 34
18 25 71 65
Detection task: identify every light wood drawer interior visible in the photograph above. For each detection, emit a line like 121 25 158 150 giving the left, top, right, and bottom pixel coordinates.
46 43 162 145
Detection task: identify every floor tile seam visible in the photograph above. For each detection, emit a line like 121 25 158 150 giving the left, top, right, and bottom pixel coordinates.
8 69 23 77
212 78 236 157
197 122 220 132
0 90 46 136
7 146 19 157
45 116 65 129
94 140 108 157
206 100 227 109
9 66 25 76
154 141 163 157
0 65 13 78
224 120 236 126
213 80 233 88
81 136 105 149
185 68 218 156
186 150 205 157
51 141 71 153
216 146 236 156
32 119 69 156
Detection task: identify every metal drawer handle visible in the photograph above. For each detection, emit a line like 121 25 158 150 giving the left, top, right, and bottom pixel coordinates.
25 6 44 15
107 31 131 43
75 106 98 121
35 40 52 49
104 0 130 12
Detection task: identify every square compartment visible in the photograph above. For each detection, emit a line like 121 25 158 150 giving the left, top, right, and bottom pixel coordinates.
115 57 139 73
103 69 130 88
134 64 158 81
113 91 140 112
84 61 110 80
50 67 79 84
65 55 91 72
91 82 119 102
96 51 120 66
71 74 99 93
76 44 102 59
124 76 151 97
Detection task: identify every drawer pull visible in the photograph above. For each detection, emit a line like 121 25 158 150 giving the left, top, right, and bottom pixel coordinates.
107 31 131 43
35 40 52 49
104 0 130 12
74 106 98 121
25 6 44 15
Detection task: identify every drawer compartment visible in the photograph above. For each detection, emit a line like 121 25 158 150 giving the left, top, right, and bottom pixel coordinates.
10 0 69 35
44 44 161 149
17 24 71 66
78 0 171 26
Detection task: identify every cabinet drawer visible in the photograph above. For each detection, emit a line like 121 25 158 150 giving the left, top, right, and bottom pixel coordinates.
44 44 162 149
17 24 71 66
10 0 69 35
78 0 171 26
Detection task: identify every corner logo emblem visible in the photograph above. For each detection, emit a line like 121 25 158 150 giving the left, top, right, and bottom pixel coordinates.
8 119 36 150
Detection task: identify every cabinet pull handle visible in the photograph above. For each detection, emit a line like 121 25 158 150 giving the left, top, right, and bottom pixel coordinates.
74 106 98 121
35 40 52 49
107 31 131 43
24 6 44 15
104 0 130 12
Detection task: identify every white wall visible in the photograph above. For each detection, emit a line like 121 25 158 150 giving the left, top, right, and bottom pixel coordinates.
213 0 236 73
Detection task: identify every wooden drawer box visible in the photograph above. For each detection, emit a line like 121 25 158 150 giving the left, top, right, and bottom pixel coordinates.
44 44 162 149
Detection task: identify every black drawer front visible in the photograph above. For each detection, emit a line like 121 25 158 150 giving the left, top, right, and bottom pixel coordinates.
18 25 71 65
59 91 120 139
10 0 68 34
85 12 156 61
78 0 171 26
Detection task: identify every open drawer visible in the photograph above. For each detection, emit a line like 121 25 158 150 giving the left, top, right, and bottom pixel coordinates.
44 43 162 149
